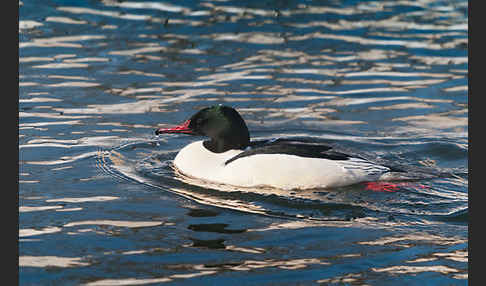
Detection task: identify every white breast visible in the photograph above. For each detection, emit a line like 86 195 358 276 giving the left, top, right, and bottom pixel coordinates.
173 140 389 190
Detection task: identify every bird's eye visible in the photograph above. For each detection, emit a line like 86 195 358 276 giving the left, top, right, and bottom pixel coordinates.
196 117 207 126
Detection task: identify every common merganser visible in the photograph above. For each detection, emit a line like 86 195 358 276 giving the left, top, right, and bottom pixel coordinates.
155 105 396 190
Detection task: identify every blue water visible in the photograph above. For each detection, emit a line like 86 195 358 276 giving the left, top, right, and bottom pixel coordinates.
19 0 468 285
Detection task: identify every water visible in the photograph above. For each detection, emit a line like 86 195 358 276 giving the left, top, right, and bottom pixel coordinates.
19 0 468 285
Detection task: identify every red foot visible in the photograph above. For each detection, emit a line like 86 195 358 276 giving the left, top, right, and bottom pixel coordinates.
365 182 400 192
364 182 428 192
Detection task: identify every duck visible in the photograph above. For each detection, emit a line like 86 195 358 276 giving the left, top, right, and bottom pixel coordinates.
155 104 397 190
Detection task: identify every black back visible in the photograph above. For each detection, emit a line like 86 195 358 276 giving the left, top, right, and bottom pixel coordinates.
225 138 351 165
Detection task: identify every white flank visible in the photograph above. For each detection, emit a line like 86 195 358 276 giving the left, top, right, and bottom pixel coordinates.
173 140 389 190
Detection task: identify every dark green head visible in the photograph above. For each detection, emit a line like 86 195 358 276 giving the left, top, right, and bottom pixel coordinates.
155 105 250 153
